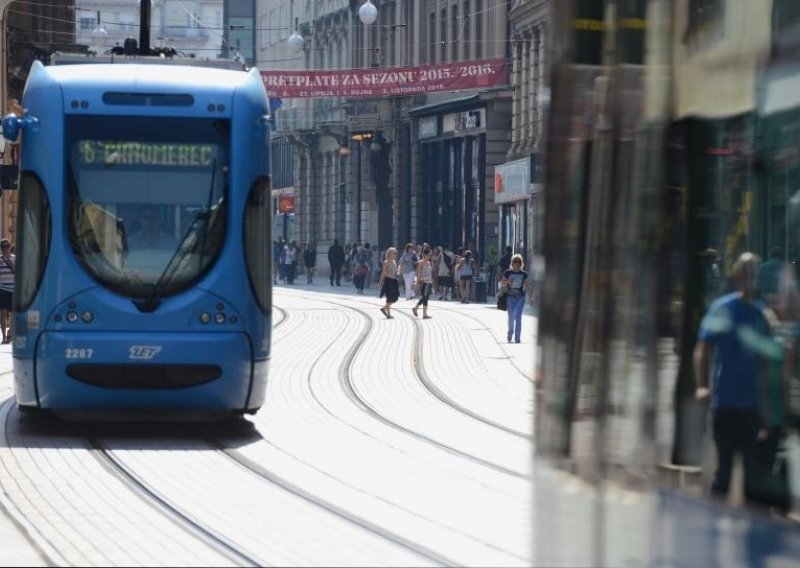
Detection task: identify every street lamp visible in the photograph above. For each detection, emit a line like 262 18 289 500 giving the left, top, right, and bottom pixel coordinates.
91 27 108 52
288 18 304 52
358 0 378 25
90 11 108 54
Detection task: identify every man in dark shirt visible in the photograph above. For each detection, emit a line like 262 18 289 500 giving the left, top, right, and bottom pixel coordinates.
328 239 345 286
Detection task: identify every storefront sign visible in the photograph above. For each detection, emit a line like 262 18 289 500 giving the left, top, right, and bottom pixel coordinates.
418 116 438 139
456 110 482 131
494 157 532 204
277 195 295 214
261 58 509 99
442 108 485 133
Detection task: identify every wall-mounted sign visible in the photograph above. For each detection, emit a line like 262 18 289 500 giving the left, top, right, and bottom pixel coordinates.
495 156 535 204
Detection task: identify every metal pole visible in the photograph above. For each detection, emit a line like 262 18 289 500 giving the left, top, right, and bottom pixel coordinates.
356 140 362 242
140 0 151 54
309 134 318 244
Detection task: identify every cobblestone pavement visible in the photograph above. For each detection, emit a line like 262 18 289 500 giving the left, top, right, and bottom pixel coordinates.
0 280 536 566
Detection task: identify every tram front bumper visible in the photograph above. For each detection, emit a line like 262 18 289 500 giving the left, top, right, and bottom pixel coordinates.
24 331 258 413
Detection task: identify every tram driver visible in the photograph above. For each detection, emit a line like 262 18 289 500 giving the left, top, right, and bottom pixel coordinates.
124 205 179 275
127 205 178 250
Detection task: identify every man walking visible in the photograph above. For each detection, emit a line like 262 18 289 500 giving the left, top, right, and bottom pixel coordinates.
328 239 345 286
693 252 785 508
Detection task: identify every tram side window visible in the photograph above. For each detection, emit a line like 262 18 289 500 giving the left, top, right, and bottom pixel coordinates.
15 172 51 311
244 176 272 313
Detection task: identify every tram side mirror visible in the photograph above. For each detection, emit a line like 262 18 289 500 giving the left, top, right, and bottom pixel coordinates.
2 113 38 143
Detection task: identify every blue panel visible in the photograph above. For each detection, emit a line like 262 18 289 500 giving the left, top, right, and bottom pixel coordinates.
34 331 253 411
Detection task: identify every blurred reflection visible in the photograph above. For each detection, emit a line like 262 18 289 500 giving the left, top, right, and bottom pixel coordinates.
700 248 724 310
756 247 784 309
694 252 790 513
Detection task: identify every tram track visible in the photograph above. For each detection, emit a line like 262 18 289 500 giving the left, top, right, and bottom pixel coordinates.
215 441 455 567
276 288 530 480
265 292 529 564
0 397 60 567
443 306 535 385
279 289 532 441
407 312 533 440
90 427 444 567
271 305 288 329
88 437 263 567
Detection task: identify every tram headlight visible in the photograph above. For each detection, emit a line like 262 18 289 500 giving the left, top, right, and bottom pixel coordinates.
81 311 94 323
66 311 79 323
215 313 226 324
200 312 211 324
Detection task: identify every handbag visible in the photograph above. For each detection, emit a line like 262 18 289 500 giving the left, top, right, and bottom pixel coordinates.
497 287 508 311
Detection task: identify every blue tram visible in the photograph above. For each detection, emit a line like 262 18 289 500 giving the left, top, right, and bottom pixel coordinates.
2 59 272 419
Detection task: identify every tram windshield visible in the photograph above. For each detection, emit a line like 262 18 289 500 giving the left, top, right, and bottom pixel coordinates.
66 116 229 299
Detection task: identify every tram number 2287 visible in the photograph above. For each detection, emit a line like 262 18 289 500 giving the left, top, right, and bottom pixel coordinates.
65 348 94 360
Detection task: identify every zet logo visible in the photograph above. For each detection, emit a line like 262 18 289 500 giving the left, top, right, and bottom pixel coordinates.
129 346 162 360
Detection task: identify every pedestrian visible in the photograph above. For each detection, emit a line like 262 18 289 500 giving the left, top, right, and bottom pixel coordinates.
399 243 418 300
0 238 14 344
499 253 531 343
364 242 374 289
431 246 442 298
343 242 354 282
272 237 284 284
328 239 345 286
353 245 369 294
379 246 400 319
411 245 434 319
452 247 464 301
439 245 455 300
497 245 513 282
693 252 787 510
456 250 477 303
284 241 298 284
304 241 316 284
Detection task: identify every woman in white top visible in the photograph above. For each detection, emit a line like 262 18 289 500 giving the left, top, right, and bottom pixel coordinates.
456 250 476 304
411 246 434 319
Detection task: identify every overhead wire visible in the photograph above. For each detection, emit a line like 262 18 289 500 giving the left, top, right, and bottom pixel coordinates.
8 0 514 37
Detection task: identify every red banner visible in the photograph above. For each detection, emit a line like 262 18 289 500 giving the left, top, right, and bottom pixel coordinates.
261 58 509 99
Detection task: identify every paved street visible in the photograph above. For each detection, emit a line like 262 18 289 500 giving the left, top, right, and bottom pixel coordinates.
0 281 536 566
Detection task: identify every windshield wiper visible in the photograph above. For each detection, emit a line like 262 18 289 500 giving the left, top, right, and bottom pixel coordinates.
134 160 218 313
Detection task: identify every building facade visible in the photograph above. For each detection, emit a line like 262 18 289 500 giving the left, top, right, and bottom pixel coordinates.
257 0 516 270
494 0 549 274
2 1 80 241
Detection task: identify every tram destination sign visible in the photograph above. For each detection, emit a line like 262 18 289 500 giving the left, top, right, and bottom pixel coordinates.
261 58 509 99
76 141 218 168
